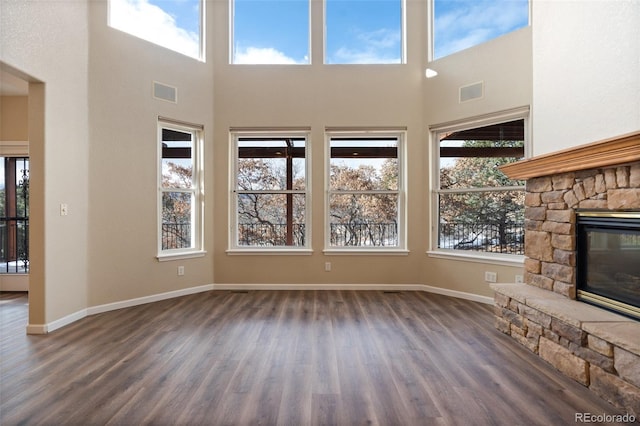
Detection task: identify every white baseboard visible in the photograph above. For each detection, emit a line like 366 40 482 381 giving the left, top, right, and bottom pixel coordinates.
87 284 215 316
213 283 494 305
28 282 492 334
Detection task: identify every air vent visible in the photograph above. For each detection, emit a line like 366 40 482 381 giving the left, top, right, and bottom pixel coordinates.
459 81 484 103
153 81 177 103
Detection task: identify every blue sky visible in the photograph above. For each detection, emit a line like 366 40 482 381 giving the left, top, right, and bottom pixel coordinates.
110 0 529 63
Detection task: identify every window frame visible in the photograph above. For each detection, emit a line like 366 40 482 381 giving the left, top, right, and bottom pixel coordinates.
324 129 407 254
229 129 312 253
157 119 205 261
429 109 529 265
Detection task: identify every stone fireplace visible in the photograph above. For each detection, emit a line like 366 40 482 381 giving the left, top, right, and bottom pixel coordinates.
491 131 640 417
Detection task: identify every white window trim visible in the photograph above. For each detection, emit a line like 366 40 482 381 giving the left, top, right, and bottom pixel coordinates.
156 119 205 260
324 129 407 253
428 107 530 261
228 129 312 252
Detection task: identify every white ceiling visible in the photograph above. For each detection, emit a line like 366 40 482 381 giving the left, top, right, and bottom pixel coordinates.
0 69 29 96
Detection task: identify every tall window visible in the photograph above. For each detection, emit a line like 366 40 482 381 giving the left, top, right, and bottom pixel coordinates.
158 121 204 257
231 0 310 64
0 157 29 274
231 132 309 249
434 118 526 255
325 0 404 64
109 0 203 60
432 0 529 60
327 131 404 249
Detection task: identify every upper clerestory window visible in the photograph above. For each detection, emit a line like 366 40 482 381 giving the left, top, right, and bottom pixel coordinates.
231 0 310 64
325 0 404 64
432 0 529 60
109 0 204 60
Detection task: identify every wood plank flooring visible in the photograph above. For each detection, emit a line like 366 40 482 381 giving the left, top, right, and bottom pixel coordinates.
0 290 628 425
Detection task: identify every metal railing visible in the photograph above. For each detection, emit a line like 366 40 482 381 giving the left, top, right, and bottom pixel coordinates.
162 223 191 250
238 223 306 246
439 221 524 254
330 222 398 247
0 217 29 273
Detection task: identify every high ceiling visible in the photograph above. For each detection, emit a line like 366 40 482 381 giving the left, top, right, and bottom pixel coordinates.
0 69 29 96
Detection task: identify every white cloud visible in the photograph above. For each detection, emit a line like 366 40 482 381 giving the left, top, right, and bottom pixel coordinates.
434 0 528 58
109 0 200 59
328 28 402 64
233 47 303 65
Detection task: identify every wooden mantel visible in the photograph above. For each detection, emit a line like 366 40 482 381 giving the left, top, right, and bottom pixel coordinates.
501 131 640 180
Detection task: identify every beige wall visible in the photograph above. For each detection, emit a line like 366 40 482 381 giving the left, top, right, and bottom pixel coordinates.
86 2 215 306
0 96 28 141
211 0 529 297
0 1 90 326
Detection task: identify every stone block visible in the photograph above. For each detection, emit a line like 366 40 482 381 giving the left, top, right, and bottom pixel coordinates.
525 206 547 221
617 166 630 187
547 202 567 210
526 231 553 261
503 308 525 329
604 168 618 189
579 199 608 209
582 177 597 198
495 316 511 334
527 273 554 291
552 281 576 299
551 234 574 251
614 346 640 388
594 173 606 193
527 177 553 193
563 190 579 208
525 192 541 207
494 292 509 308
552 173 575 190
590 365 640 418
524 258 541 274
569 342 614 373
525 219 542 231
542 262 574 284
542 221 572 235
573 182 587 201
539 337 589 385
588 335 613 357
607 188 640 210
512 325 538 352
553 249 575 266
543 328 561 343
541 190 566 204
630 164 640 188
545 209 573 223
520 305 552 328
551 318 586 345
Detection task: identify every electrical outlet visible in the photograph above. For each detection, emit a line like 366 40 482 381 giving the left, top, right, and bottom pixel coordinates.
515 274 524 283
325 262 331 272
177 266 185 276
484 271 497 283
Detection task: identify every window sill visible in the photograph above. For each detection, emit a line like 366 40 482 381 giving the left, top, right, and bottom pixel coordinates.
156 250 207 262
427 249 524 267
323 248 409 256
226 248 313 256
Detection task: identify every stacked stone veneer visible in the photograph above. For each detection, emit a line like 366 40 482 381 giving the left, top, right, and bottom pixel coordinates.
492 161 640 417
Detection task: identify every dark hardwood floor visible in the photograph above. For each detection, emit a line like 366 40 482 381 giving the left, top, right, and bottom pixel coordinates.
0 290 628 425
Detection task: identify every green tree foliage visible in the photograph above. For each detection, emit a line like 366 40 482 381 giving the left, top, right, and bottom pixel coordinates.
440 140 524 251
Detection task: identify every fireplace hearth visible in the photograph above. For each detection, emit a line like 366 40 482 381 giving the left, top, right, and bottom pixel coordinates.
491 131 640 417
576 211 640 320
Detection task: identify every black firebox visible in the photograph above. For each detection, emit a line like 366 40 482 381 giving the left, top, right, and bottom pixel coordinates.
576 211 640 321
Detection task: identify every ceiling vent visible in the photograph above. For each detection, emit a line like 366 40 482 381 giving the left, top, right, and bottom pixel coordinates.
153 81 177 103
459 81 484 103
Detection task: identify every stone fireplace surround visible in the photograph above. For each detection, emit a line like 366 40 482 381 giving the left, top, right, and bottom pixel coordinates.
491 131 640 417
